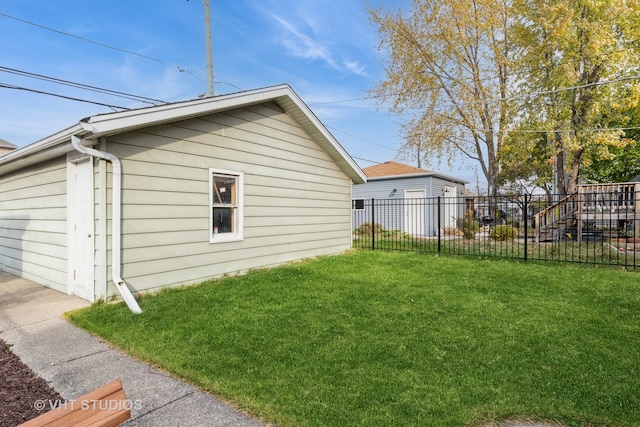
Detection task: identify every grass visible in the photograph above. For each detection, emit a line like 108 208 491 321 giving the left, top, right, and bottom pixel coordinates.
354 234 640 268
67 251 640 427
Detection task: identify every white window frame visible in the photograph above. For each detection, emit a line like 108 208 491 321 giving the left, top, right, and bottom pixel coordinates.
352 199 365 210
209 168 244 243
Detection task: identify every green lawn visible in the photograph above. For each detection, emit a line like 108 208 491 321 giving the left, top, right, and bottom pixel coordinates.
67 251 640 427
354 234 640 268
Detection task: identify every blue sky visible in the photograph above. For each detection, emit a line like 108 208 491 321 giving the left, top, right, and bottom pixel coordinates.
0 0 479 185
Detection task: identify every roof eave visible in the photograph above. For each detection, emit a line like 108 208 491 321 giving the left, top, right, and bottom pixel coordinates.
366 172 468 184
79 84 366 184
80 85 291 138
0 124 83 174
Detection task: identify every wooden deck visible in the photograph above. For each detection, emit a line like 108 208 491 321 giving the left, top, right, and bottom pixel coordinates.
534 182 640 242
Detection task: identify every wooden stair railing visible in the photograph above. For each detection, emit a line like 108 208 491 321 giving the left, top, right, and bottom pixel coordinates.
534 193 579 242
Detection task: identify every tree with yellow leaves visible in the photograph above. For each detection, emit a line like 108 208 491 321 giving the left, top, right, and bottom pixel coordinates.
370 0 640 197
369 0 515 197
507 0 640 195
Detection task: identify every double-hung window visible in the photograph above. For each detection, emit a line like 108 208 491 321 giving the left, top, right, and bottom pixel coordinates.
210 169 244 242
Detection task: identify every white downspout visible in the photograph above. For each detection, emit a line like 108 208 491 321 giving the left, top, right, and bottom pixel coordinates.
71 136 142 314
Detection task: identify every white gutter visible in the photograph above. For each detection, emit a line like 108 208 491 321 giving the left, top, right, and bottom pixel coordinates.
71 136 142 314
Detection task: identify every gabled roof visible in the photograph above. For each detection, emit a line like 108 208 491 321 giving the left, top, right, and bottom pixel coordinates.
363 161 430 177
362 161 468 184
0 84 366 183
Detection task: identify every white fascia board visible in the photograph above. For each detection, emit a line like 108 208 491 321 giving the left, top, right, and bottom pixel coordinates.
0 124 83 175
367 172 468 185
80 85 294 139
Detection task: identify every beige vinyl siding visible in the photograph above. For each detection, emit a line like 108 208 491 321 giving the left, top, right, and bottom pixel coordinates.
0 157 67 292
101 102 352 295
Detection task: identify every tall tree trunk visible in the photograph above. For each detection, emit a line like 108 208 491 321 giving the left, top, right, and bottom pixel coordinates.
554 131 567 196
566 147 583 194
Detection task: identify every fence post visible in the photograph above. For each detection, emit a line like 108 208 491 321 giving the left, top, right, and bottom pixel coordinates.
371 198 375 250
437 196 442 253
523 194 529 262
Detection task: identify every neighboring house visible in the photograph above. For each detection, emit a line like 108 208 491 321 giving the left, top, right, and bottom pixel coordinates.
0 138 17 156
0 85 366 312
352 161 467 236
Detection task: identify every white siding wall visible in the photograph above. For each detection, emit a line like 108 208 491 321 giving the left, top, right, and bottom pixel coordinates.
352 176 466 236
0 157 68 292
101 102 353 296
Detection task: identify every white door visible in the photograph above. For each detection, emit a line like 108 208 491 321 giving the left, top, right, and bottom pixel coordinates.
404 189 426 236
67 154 95 301
443 186 458 229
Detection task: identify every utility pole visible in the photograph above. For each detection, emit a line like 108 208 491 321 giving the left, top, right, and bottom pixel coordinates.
204 0 214 96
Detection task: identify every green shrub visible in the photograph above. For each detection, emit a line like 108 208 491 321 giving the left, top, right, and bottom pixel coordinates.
490 225 518 241
456 212 480 239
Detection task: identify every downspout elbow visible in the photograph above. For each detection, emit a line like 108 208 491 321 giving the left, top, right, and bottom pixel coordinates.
71 136 142 314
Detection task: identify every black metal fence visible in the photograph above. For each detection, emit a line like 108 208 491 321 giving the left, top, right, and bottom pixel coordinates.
352 184 640 268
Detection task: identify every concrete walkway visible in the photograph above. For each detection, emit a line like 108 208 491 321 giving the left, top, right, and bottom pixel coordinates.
0 271 265 427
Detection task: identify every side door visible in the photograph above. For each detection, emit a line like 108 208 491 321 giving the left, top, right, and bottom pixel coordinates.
67 153 95 301
443 185 458 229
404 189 426 236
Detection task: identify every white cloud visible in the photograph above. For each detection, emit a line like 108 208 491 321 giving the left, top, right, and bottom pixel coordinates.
344 60 368 77
262 7 368 78
271 15 338 69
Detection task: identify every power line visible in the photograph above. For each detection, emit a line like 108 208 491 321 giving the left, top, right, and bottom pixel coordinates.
0 66 165 105
508 125 640 134
401 119 640 139
498 74 640 104
13 7 633 114
0 13 243 95
352 155 382 164
310 95 383 106
0 83 127 109
0 13 165 66
177 67 244 91
311 73 640 113
326 126 397 151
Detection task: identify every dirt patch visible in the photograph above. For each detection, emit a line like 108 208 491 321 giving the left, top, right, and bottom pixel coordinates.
610 238 640 253
0 338 62 427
